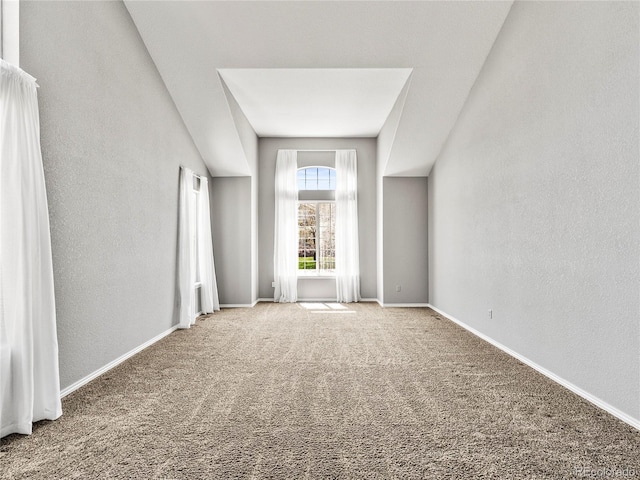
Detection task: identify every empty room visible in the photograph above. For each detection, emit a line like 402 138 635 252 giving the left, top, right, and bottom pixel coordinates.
1 0 638 478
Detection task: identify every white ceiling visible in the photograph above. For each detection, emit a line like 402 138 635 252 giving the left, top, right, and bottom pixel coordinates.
125 1 513 177
218 68 412 138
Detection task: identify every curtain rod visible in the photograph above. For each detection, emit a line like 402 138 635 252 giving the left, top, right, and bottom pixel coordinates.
180 165 206 180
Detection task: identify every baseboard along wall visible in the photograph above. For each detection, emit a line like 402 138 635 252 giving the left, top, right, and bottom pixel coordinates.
257 298 380 304
60 324 180 398
63 300 637 432
427 304 640 431
220 299 261 308
379 302 430 308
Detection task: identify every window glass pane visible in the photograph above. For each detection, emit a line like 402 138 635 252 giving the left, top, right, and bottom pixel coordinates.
317 168 330 190
307 168 318 190
297 169 306 190
297 167 336 191
317 203 335 271
329 169 336 190
298 201 335 273
298 203 317 270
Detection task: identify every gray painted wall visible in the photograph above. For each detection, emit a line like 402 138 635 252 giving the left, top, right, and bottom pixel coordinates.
220 79 259 303
211 177 253 305
383 177 428 305
258 138 377 300
376 81 416 304
428 1 639 421
377 86 430 305
20 0 211 390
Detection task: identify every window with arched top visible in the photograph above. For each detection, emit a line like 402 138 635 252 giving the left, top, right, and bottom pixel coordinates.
297 167 336 191
297 167 336 274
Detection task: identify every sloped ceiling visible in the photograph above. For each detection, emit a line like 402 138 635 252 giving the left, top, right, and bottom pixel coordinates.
125 1 512 177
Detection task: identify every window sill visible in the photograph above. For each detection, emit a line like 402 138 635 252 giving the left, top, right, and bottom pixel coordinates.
297 272 335 279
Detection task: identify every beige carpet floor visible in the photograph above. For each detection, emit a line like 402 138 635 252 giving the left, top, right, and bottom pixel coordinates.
1 303 639 479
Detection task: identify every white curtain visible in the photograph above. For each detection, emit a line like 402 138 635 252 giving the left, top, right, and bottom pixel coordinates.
177 167 196 328
335 150 361 303
197 177 220 314
273 150 298 302
0 59 62 437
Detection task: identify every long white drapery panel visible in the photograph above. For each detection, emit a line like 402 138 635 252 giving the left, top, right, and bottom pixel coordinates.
335 150 361 303
0 59 62 437
177 167 196 328
197 177 220 314
273 150 298 303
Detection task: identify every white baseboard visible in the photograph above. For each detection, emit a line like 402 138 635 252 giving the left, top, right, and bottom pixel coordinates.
220 299 260 308
60 324 180 399
427 304 640 431
380 302 430 308
372 299 431 308
259 298 378 304
298 298 383 303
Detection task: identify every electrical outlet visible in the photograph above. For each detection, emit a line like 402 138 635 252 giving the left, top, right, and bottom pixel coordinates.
488 309 493 319
396 285 401 292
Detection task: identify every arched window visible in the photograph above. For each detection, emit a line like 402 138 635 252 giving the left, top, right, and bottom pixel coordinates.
297 167 336 191
297 167 336 273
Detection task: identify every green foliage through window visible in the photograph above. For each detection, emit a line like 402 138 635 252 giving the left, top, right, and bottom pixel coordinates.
298 202 335 272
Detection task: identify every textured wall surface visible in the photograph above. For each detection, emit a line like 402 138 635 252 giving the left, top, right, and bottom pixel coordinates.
258 138 377 300
221 80 259 302
383 177 428 305
375 84 409 304
428 2 639 420
210 176 253 305
20 1 211 390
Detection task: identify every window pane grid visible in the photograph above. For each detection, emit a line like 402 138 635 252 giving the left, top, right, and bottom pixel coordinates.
298 203 316 270
317 203 335 271
297 167 336 191
298 201 335 273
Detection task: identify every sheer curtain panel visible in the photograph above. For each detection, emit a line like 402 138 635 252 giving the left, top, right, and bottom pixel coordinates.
0 59 62 437
177 167 196 328
335 150 361 303
197 177 220 314
273 150 298 302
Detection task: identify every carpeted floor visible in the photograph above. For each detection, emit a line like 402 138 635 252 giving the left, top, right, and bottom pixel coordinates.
1 303 639 479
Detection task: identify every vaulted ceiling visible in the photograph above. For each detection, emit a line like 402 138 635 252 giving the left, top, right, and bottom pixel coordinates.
125 1 512 177
218 68 413 138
